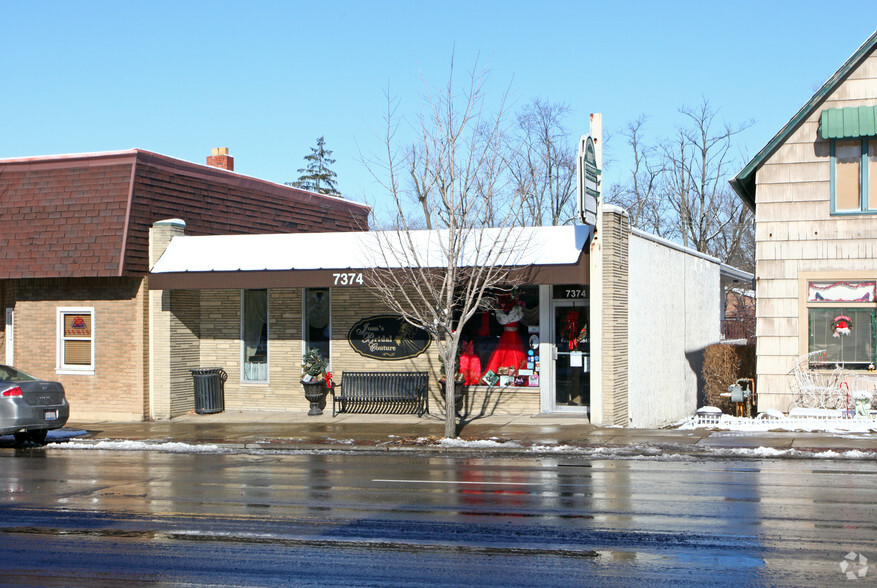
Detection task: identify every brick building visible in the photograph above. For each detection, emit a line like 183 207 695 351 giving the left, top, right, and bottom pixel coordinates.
0 148 369 421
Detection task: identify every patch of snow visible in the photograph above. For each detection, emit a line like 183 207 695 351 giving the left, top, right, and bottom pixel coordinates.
438 438 522 448
59 440 225 453
761 409 784 420
697 406 723 414
325 438 354 445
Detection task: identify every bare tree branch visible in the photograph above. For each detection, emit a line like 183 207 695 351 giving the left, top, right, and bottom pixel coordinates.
363 60 529 437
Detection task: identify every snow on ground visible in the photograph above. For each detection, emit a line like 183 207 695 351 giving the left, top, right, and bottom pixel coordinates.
435 438 523 449
58 439 227 453
678 414 877 434
523 444 876 460
26 436 877 460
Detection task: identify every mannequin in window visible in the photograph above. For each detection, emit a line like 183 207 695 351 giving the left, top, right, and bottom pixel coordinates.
483 293 527 378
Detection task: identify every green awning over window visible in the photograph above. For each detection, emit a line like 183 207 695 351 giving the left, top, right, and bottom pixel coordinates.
820 105 877 139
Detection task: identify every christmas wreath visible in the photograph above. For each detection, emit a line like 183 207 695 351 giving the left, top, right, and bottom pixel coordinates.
832 315 852 338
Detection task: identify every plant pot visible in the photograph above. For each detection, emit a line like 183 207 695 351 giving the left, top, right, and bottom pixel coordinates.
301 379 329 416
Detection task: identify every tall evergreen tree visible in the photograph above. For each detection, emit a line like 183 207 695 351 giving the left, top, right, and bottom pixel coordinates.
287 136 341 196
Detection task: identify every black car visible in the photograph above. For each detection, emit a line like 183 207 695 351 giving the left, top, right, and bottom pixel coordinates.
0 365 69 445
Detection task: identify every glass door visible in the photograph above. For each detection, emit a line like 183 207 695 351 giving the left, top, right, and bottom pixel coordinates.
552 300 590 411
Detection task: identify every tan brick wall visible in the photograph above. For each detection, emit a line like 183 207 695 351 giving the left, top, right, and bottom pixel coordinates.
601 210 630 426
176 286 541 416
169 290 200 416
10 277 147 421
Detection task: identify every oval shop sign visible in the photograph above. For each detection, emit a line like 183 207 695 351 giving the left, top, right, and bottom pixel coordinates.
347 315 431 360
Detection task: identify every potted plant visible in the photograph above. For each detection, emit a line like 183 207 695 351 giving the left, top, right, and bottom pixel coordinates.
301 347 332 416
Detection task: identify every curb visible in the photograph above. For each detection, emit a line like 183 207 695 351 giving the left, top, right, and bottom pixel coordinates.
48 436 877 460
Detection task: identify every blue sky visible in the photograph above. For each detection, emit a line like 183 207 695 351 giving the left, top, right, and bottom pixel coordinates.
2 1 875 218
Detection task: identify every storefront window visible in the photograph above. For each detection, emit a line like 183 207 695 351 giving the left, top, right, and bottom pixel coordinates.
457 286 540 387
242 289 268 382
304 288 331 365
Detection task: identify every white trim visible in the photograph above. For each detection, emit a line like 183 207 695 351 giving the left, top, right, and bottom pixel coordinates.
630 227 721 264
589 206 604 425
538 285 552 413
5 308 13 365
151 225 593 274
240 289 270 384
550 298 591 414
56 307 95 375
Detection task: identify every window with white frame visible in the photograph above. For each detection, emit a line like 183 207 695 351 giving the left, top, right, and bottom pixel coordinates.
57 307 94 373
242 289 269 382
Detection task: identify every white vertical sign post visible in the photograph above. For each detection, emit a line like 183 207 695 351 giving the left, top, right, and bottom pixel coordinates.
584 113 603 424
577 113 602 225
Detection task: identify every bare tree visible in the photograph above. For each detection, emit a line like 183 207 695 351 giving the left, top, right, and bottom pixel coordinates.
508 99 577 226
662 100 752 254
605 116 668 237
606 101 754 268
363 60 529 438
713 196 755 273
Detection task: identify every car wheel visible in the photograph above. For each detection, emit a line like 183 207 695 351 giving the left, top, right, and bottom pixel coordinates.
12 430 48 446
28 430 48 445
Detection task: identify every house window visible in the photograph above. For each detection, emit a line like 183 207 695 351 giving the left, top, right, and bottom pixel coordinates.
303 288 330 366
242 289 268 382
57 307 94 374
831 138 877 213
808 308 875 369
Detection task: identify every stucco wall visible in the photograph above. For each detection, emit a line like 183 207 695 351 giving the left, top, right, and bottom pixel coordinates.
627 233 722 427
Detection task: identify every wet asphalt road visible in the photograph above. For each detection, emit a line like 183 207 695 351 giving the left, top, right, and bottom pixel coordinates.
2 448 876 586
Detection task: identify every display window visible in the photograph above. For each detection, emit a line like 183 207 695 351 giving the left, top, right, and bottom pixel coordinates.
457 286 540 388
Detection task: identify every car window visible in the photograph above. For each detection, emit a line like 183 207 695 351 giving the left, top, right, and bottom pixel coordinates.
0 366 38 381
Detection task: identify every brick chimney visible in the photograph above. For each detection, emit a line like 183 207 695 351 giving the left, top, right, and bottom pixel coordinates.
206 147 234 171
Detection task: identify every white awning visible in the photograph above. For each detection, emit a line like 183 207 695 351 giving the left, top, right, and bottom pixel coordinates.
149 225 593 290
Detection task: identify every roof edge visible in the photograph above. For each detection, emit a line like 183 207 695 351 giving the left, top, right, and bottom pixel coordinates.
730 30 877 209
132 149 371 214
0 148 372 214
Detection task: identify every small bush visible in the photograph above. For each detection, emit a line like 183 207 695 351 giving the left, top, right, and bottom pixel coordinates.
703 342 756 413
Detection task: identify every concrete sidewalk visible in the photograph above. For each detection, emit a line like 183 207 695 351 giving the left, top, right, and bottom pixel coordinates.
62 409 877 456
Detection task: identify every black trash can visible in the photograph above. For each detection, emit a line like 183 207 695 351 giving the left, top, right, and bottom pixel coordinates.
191 368 227 414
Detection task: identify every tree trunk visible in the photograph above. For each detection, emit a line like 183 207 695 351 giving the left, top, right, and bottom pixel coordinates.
441 337 459 438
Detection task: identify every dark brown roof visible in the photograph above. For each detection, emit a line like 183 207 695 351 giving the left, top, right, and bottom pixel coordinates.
0 149 370 279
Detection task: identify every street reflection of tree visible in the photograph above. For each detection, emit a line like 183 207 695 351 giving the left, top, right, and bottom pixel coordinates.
453 458 596 520
307 454 334 513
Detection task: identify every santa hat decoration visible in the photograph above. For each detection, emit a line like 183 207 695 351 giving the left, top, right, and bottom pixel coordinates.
832 315 852 338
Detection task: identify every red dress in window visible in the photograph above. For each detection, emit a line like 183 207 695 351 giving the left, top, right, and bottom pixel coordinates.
484 305 527 376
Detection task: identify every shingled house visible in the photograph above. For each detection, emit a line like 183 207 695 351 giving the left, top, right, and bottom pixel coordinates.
731 31 877 412
0 148 369 421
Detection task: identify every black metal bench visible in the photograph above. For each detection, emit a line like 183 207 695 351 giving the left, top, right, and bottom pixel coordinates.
332 372 429 417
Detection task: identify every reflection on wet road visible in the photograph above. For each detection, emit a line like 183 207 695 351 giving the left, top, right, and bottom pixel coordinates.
1 449 876 586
